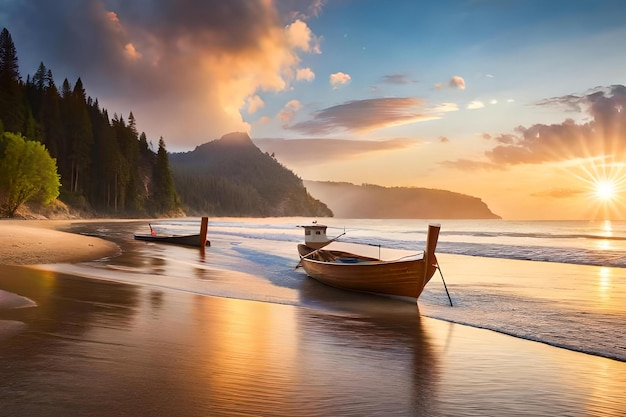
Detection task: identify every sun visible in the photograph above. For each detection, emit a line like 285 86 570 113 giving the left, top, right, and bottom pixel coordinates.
594 179 617 201
569 158 626 219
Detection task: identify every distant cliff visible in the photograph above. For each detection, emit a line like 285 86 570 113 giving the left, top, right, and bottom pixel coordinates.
304 181 501 219
169 133 333 217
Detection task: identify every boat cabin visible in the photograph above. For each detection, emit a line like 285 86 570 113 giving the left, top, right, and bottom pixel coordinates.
299 224 331 249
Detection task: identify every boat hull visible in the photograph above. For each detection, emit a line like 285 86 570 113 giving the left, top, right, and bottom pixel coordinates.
134 234 210 247
298 244 433 298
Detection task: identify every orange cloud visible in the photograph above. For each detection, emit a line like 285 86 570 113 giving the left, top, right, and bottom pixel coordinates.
247 95 265 114
330 72 351 89
449 75 466 90
8 0 326 150
286 97 440 135
530 187 585 198
279 100 303 123
286 19 321 53
296 67 315 81
439 159 503 171
124 43 141 60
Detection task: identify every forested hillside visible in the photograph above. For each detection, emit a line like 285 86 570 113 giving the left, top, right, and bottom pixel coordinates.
0 27 180 217
169 133 333 217
304 181 501 219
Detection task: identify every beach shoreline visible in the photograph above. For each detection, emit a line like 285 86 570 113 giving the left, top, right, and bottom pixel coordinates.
0 219 122 265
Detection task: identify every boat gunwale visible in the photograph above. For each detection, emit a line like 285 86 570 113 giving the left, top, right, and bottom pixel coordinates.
299 251 425 267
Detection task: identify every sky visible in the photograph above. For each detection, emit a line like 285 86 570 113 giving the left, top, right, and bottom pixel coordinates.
3 0 626 220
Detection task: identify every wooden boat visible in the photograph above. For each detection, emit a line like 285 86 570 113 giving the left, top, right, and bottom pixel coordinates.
134 217 210 247
297 223 441 299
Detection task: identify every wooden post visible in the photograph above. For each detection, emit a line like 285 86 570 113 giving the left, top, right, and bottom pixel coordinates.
199 216 209 248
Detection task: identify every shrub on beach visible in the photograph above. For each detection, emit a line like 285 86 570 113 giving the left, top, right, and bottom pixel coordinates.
0 131 61 217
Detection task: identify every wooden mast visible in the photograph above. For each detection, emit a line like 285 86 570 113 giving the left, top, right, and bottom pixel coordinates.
199 216 209 247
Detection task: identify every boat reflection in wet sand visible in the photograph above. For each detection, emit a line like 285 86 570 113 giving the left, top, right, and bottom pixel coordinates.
297 223 441 300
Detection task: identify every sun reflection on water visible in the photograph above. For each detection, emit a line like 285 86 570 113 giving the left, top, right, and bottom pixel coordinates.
597 267 611 303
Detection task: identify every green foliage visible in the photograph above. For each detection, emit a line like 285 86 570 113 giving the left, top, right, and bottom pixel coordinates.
0 132 61 217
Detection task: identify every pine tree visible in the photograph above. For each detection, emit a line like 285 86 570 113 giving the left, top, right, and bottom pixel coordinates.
0 28 24 133
89 103 123 212
32 61 47 90
152 137 180 214
40 70 63 158
58 77 94 193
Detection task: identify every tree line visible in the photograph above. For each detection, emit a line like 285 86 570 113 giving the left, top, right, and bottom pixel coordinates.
0 27 180 217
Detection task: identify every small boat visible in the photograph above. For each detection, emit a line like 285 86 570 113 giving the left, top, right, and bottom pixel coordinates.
134 217 210 247
297 223 441 299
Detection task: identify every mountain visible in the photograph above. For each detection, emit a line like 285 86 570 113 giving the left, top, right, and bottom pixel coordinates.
304 181 501 219
168 133 333 217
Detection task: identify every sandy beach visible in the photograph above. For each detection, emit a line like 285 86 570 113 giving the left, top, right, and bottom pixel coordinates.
0 219 121 265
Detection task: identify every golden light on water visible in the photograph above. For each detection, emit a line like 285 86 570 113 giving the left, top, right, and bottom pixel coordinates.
595 220 613 251
597 267 612 302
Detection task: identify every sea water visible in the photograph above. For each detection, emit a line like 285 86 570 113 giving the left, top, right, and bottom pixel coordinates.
3 217 626 416
117 217 626 362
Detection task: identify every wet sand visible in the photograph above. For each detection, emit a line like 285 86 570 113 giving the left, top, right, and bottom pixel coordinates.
1 220 625 416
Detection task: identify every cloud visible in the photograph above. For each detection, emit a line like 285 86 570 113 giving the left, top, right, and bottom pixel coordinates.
449 75 466 90
535 93 587 112
493 134 516 144
330 72 351 89
296 67 315 81
278 99 303 123
439 159 503 171
6 0 324 151
432 102 459 113
444 85 626 169
256 116 271 124
284 0 326 21
467 100 484 110
286 19 321 53
530 187 585 198
247 95 265 114
285 97 441 135
253 137 419 165
382 74 415 85
123 43 141 60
